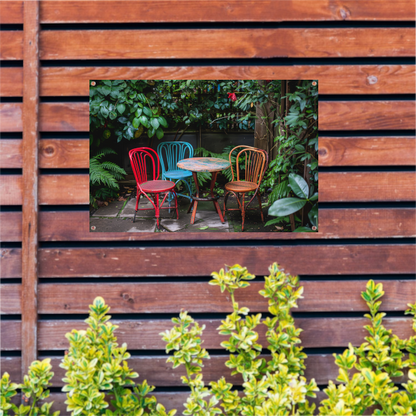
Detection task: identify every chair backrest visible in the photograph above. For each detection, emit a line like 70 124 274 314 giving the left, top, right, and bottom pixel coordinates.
157 141 194 175
129 147 160 185
229 146 267 186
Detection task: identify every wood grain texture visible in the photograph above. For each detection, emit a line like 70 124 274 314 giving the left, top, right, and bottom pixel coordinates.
0 103 22 132
0 139 22 168
1 208 414 242
36 65 416 96
320 172 416 202
39 103 88 132
4 102 414 133
39 139 89 168
4 1 416 23
21 0 40 374
0 175 88 205
34 280 415 314
37 245 416 278
319 101 416 130
2 317 412 350
39 28 415 60
0 1 23 24
0 212 21 242
0 249 21 278
0 67 23 96
1 321 21 350
0 31 23 60
319 137 416 166
1 284 21 314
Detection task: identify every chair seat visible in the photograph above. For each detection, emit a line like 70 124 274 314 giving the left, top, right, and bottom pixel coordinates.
164 170 193 180
140 180 176 193
225 181 258 193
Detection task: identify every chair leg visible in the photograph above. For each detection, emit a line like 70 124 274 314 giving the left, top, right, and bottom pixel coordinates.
241 193 246 232
257 192 264 223
223 191 230 217
133 192 140 223
172 189 179 220
155 193 160 228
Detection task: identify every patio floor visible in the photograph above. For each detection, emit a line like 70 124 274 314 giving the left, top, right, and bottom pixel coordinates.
90 193 279 233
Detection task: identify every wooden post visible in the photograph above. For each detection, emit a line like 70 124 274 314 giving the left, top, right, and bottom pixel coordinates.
21 0 40 379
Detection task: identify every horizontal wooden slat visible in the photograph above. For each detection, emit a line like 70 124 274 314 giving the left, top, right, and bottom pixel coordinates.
1 208 414 242
320 172 416 202
39 29 415 60
0 67 22 96
2 66 414 97
1 320 21 349
0 175 88 205
0 284 21 314
0 103 22 132
0 248 21 278
0 139 22 168
0 1 22 24
319 101 415 130
39 139 89 168
319 137 416 166
0 31 23 60
39 102 87 132
3 1 415 24
33 280 415 314
35 245 415 278
1 317 412 350
3 102 414 132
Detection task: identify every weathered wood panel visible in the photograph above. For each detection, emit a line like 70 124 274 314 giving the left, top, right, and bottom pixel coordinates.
34 280 415 314
1 317 412 350
0 67 22 96
36 245 416 278
319 137 416 166
0 103 22 132
0 31 23 60
319 101 416 130
39 29 415 60
0 175 88 205
3 0 416 24
0 249 21 278
0 284 21 314
39 65 416 96
0 321 21 350
3 102 414 132
1 208 414 242
0 139 22 168
0 1 23 24
320 172 416 202
39 139 89 168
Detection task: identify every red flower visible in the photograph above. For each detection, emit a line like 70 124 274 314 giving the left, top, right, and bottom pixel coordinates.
227 92 237 102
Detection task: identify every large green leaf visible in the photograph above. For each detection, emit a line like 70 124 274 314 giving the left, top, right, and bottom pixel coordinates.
116 103 125 114
132 118 140 129
143 107 153 117
289 173 309 199
268 198 306 217
139 116 150 128
151 118 160 130
158 116 168 128
156 127 164 140
308 204 318 227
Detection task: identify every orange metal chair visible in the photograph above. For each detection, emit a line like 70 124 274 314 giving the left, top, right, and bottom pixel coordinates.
129 147 179 228
223 146 268 231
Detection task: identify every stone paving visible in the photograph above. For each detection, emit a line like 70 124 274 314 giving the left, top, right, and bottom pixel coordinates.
90 193 278 233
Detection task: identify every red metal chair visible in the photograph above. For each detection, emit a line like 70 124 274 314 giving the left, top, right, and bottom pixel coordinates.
129 147 178 228
223 146 268 231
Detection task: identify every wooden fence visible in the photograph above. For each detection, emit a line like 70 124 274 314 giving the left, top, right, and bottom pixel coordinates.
1 1 415 413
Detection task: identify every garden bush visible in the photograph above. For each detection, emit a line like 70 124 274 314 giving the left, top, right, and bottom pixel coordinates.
1 264 415 416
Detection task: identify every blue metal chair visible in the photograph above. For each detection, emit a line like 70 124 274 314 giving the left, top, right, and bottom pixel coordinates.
157 141 194 207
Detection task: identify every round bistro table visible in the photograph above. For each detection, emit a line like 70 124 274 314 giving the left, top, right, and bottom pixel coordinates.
177 157 231 225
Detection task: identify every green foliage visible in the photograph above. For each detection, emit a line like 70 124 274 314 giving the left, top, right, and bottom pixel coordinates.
60 297 174 416
0 359 58 416
267 173 318 231
162 263 319 416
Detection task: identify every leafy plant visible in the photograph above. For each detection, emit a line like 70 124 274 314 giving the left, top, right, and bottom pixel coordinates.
161 263 319 416
1 359 58 416
267 173 318 231
60 297 174 416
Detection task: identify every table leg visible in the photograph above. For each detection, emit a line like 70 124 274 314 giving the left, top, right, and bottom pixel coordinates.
190 171 199 224
210 171 225 223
